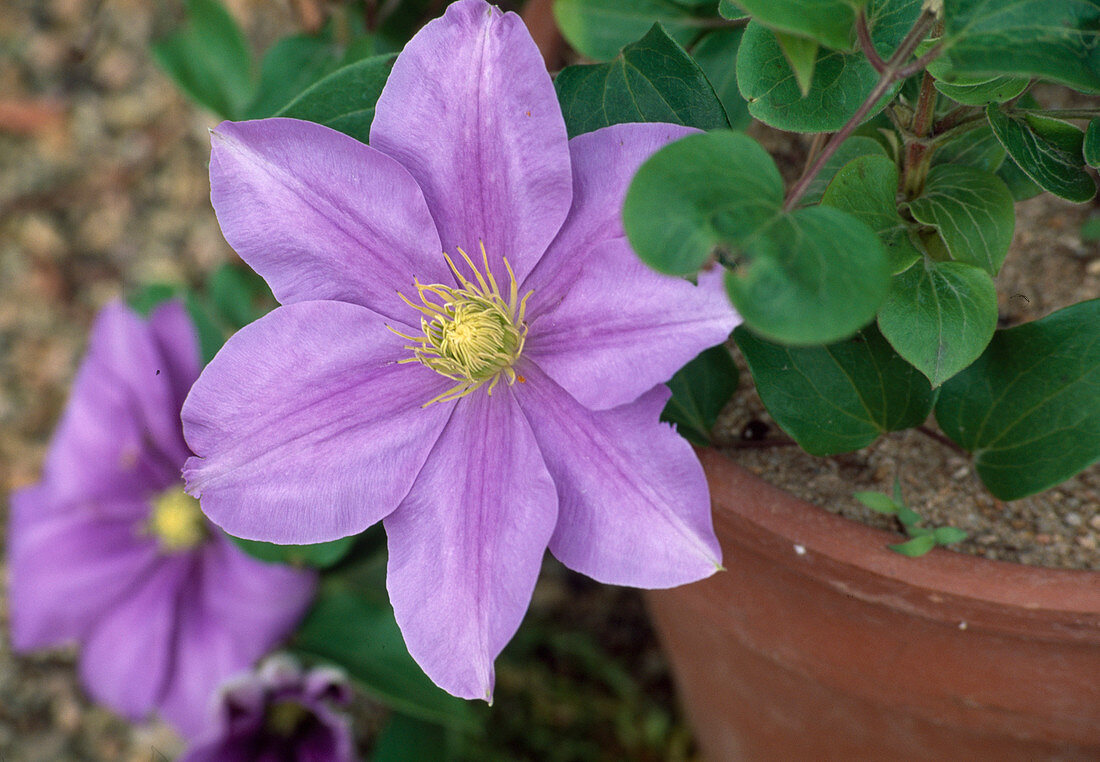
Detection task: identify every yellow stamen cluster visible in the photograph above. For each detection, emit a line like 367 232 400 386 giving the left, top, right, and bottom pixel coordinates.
392 243 532 406
148 488 206 552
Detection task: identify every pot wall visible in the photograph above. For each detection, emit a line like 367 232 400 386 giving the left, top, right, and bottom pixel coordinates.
647 449 1100 761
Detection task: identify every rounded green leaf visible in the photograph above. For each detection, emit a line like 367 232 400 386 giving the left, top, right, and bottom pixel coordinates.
821 154 921 273
877 259 997 387
554 24 729 138
1084 118 1100 169
800 135 888 206
933 74 1029 106
724 207 891 344
907 164 1015 275
725 0 863 51
931 124 1006 173
735 324 933 455
624 130 783 275
553 0 705 61
692 28 752 129
662 345 740 445
986 104 1097 203
889 534 936 557
277 54 397 143
935 300 1100 500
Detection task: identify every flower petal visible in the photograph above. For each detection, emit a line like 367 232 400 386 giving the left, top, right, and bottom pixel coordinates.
42 303 192 505
8 491 159 650
182 301 455 543
385 388 557 700
79 554 192 721
209 118 448 323
158 535 316 738
526 238 737 409
522 122 698 314
514 364 721 588
370 0 571 283
148 300 202 414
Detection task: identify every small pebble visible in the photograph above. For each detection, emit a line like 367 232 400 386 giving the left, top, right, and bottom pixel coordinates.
1064 512 1082 527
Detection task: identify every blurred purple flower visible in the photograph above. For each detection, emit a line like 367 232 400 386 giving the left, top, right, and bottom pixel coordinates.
180 654 354 762
182 0 738 700
7 301 316 738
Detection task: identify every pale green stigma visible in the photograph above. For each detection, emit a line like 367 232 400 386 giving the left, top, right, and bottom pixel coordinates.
266 700 310 737
148 488 206 552
393 243 532 406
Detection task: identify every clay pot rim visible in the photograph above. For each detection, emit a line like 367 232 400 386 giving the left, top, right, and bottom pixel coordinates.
701 447 1100 616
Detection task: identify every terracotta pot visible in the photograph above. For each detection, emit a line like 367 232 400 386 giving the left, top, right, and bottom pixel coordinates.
647 448 1100 761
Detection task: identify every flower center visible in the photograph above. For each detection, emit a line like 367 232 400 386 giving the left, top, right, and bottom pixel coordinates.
265 699 311 738
148 488 206 552
393 243 531 406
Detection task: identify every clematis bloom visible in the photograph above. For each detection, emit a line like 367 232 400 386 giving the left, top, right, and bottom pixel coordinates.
183 0 739 700
180 655 354 762
7 302 316 737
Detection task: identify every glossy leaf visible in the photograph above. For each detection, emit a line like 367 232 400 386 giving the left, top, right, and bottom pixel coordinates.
150 0 254 119
800 135 888 205
821 154 921 273
553 0 706 61
725 0 864 51
734 324 934 455
889 534 936 556
877 259 997 387
736 0 920 132
277 54 397 143
986 105 1096 203
907 164 1015 274
662 344 740 445
940 0 1100 92
555 24 729 138
1084 118 1100 168
691 28 752 129
245 34 342 119
295 582 478 730
935 300 1100 500
625 130 890 344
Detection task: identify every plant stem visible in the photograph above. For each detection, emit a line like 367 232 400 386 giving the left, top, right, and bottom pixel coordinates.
916 425 966 455
782 8 941 211
903 70 938 196
856 13 887 73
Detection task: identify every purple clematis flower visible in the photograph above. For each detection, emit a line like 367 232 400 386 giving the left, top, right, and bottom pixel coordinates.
180 654 354 762
7 301 316 738
182 0 739 700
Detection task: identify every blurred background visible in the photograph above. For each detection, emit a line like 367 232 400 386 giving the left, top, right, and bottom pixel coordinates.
0 1 694 759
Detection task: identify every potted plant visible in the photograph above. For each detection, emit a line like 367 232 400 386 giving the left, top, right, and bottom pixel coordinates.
549 0 1100 756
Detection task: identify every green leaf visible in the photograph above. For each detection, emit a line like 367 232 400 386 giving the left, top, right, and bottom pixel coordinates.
907 164 1015 274
775 32 819 96
1084 118 1100 168
1082 213 1100 242
718 0 749 19
939 0 1100 92
232 535 355 569
691 28 752 130
182 292 228 365
996 154 1043 201
986 104 1097 203
931 124 1006 173
735 0 919 132
150 0 254 119
734 324 934 455
821 154 921 273
933 526 968 545
208 263 275 329
725 0 864 51
277 54 397 143
877 259 998 387
553 0 707 61
896 503 923 527
661 344 740 445
800 135 888 206
935 300 1100 500
295 584 478 730
853 491 901 513
624 130 891 344
555 24 729 138
128 283 180 317
933 74 1029 106
889 534 936 556
245 34 341 119
371 713 454 762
